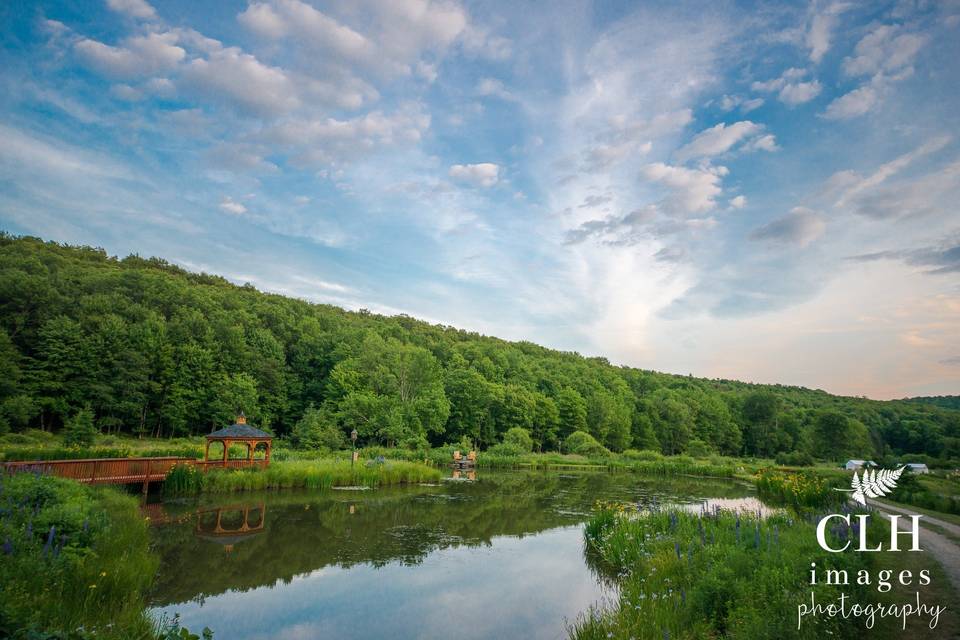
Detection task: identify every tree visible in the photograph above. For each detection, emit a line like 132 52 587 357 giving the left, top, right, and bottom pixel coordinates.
646 389 694 455
502 427 533 452
291 405 345 450
812 410 851 460
63 406 97 447
557 387 588 440
530 393 560 451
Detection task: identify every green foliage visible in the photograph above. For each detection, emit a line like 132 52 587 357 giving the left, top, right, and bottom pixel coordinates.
0 473 158 639
62 407 96 447
0 236 957 463
502 427 533 452
774 450 814 466
684 438 713 458
291 406 345 450
573 507 873 640
164 459 441 494
564 431 610 457
754 468 841 508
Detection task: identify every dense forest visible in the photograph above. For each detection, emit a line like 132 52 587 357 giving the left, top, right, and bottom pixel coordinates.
0 234 958 464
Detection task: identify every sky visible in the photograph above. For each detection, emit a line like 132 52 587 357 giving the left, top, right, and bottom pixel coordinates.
1 0 959 400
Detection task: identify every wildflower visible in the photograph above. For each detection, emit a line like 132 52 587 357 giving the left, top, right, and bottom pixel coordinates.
42 525 55 557
2 538 12 555
89 584 97 589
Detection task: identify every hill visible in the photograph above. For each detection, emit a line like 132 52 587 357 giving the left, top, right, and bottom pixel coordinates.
0 233 957 464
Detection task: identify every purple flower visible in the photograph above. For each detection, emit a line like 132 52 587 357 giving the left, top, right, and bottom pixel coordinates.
2 538 12 555
42 525 55 557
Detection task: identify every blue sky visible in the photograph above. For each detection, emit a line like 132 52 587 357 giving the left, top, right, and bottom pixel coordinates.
1 0 959 399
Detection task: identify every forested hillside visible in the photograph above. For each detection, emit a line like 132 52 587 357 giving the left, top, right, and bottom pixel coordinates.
1 234 957 464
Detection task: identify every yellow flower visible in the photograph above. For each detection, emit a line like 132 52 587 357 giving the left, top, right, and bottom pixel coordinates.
100 571 107 577
89 584 97 589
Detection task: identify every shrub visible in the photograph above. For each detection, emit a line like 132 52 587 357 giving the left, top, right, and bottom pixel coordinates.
622 449 663 461
775 450 814 467
291 406 345 451
685 439 713 458
502 427 533 452
62 407 97 447
564 431 610 457
485 442 527 457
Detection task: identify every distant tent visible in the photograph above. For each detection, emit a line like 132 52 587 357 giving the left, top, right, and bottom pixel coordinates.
905 463 929 474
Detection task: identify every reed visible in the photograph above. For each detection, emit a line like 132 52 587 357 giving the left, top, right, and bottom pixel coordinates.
164 459 442 495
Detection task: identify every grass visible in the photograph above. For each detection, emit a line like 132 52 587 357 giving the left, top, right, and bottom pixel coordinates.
754 468 844 509
163 459 442 495
0 472 158 639
572 505 876 639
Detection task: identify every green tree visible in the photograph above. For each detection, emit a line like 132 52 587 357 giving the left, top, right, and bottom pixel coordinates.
291 405 345 450
63 406 97 447
502 427 534 452
557 387 588 440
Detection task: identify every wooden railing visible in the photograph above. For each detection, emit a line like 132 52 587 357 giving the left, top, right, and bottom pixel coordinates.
1 456 268 485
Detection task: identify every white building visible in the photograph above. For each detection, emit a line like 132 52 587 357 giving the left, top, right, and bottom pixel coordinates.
905 463 930 474
844 459 877 471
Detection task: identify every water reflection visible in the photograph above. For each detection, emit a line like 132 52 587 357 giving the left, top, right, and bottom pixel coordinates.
148 471 765 639
195 504 266 553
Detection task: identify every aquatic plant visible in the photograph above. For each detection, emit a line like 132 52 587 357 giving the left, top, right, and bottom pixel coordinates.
165 459 442 495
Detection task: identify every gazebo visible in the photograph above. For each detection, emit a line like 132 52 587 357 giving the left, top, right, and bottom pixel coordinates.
205 413 273 467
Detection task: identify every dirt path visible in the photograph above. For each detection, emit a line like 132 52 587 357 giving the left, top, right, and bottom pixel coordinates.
872 502 960 594
875 499 960 538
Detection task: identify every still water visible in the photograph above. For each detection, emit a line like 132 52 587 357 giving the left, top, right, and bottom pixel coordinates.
147 471 766 639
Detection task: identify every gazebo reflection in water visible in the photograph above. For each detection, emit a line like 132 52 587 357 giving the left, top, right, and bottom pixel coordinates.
195 503 266 553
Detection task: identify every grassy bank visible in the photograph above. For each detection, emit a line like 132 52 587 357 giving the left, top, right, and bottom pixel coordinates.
0 472 158 639
163 459 442 495
573 505 875 639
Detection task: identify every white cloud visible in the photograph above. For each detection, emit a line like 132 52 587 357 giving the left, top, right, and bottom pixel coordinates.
842 25 926 77
729 195 747 209
807 3 852 64
832 136 951 208
821 84 878 119
675 121 769 161
74 32 185 78
219 196 247 215
105 0 157 20
778 80 822 105
238 0 375 62
260 105 431 166
476 77 513 101
180 46 301 116
641 162 727 213
718 95 764 113
448 163 500 187
749 207 825 247
751 68 821 106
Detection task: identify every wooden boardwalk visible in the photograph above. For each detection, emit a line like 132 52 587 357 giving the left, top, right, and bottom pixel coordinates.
1 456 267 487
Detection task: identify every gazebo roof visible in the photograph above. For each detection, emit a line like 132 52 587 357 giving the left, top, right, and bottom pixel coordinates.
207 414 272 440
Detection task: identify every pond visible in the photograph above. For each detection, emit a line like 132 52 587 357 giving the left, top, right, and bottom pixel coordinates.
147 471 768 639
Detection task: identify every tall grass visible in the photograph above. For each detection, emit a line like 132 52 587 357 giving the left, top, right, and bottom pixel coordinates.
572 505 872 639
163 459 442 495
0 472 159 639
754 468 842 508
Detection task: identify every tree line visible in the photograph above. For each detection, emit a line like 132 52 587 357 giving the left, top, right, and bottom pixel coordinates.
0 234 958 463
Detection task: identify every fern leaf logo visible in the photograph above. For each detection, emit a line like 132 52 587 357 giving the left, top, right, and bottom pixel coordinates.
836 466 904 505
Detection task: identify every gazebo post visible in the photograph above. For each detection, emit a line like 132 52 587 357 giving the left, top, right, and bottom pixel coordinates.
222 439 229 465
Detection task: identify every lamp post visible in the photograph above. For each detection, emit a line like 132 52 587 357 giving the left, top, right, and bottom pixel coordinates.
350 429 358 468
